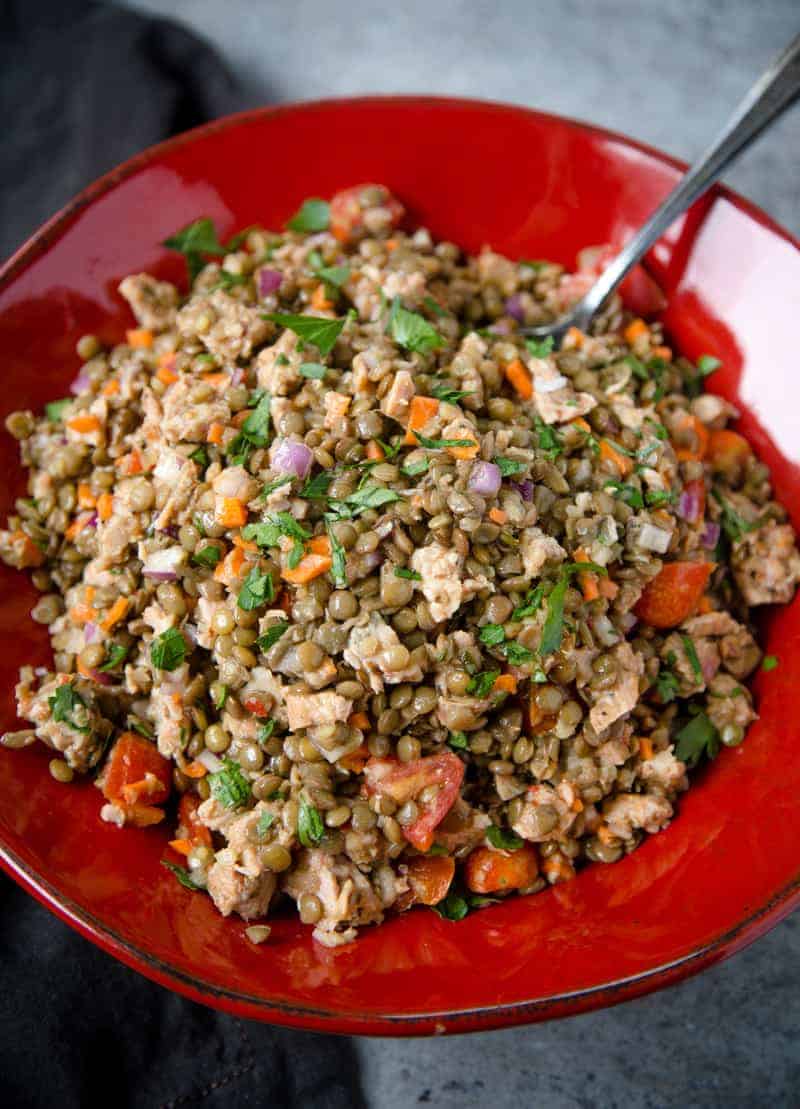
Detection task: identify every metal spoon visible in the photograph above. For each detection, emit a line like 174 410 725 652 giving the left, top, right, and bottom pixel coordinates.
520 33 800 344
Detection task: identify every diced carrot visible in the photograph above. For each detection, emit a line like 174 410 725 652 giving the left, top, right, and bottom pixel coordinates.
67 414 101 434
202 373 229 388
448 439 480 461
366 439 385 461
385 239 399 252
653 345 672 361
404 395 440 444
70 603 96 624
126 328 153 349
348 711 371 731
599 438 633 477
541 853 576 884
503 357 532 400
571 796 584 813
598 576 619 600
168 838 192 857
183 761 208 779
308 534 332 556
564 326 585 349
157 352 177 371
214 545 245 581
77 483 95 509
706 428 751 469
465 843 539 893
574 546 600 601
282 535 332 584
406 855 456 906
207 421 224 445
639 737 654 760
311 283 333 311
217 497 248 528
624 318 649 344
101 596 130 632
124 804 166 828
492 673 518 695
65 513 94 541
489 508 507 525
102 378 120 397
697 594 713 614
231 409 251 428
11 531 45 568
339 742 370 773
156 365 179 386
232 535 258 552
97 492 114 521
672 413 709 462
85 587 96 605
116 448 143 475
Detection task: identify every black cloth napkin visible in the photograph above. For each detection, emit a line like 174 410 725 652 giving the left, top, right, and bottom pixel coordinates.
0 4 364 1105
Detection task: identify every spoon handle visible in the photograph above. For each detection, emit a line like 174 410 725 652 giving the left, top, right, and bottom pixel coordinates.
572 33 800 330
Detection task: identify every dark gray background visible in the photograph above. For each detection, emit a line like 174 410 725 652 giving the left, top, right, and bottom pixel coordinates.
104 1 800 1104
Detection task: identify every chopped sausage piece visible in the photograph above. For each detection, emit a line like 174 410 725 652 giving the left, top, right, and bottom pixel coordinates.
343 614 424 693
118 274 179 330
12 671 112 772
282 849 385 946
731 522 800 606
588 642 643 734
603 793 673 840
285 690 352 732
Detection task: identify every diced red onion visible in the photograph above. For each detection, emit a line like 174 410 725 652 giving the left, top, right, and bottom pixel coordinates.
87 668 113 687
620 612 638 632
512 479 534 501
159 524 179 539
69 372 91 395
678 486 702 523
702 653 718 682
468 461 502 497
504 294 525 322
86 512 98 529
197 749 224 774
488 320 512 336
84 621 99 643
637 523 672 553
142 546 185 580
271 438 313 479
258 268 283 297
701 521 721 549
230 366 244 387
142 570 178 582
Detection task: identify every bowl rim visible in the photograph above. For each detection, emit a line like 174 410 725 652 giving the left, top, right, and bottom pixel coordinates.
1 94 798 1036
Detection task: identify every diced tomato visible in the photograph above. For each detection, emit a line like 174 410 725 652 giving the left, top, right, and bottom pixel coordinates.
177 793 212 849
405 855 456 906
706 429 751 471
634 561 715 628
243 697 269 718
99 732 172 807
363 753 465 852
465 843 539 894
329 184 404 243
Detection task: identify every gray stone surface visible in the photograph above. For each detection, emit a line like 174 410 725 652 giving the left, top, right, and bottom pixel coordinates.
121 2 800 1104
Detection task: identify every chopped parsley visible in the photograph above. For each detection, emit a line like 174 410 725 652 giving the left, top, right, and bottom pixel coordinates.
242 513 311 570
762 655 779 672
605 481 644 509
48 682 89 733
98 642 128 672
163 217 226 283
644 489 676 508
228 392 272 465
401 456 429 478
486 825 523 851
539 562 607 656
448 731 469 750
494 456 527 478
189 445 209 470
256 719 276 744
431 887 498 921
298 362 327 380
466 669 501 698
150 627 187 672
209 758 252 809
257 620 290 652
256 811 275 839
237 566 275 611
681 634 703 681
512 583 545 621
307 249 350 290
192 545 222 569
674 710 720 768
387 296 443 354
300 470 334 499
478 624 506 647
260 475 293 498
394 567 422 581
213 684 229 711
326 521 347 588
525 336 554 358
430 383 472 405
534 418 563 460
414 433 477 451
711 488 759 542
130 719 154 739
697 354 721 377
45 398 71 422
326 483 402 520
654 666 680 704
503 641 535 665
210 269 249 292
286 198 330 233
262 312 347 358
298 798 325 847
424 295 448 318
161 859 204 891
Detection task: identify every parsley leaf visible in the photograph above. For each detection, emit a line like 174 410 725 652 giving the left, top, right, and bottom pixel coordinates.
192 545 221 569
431 891 470 921
209 758 251 809
534 418 563 459
260 476 293 498
681 634 703 681
300 471 334 499
326 521 347 588
45 398 71 422
605 481 644 509
503 641 535 665
163 217 226 283
430 384 472 404
161 859 204 891
327 484 402 519
210 269 249 292
467 670 500 698
213 684 229 711
298 798 324 847
287 198 330 232
298 362 328 380
486 825 523 851
539 562 608 656
98 642 128 672
257 620 290 652
307 250 350 289
625 354 650 381
256 811 275 839
494 456 527 477
675 711 720 768
478 624 506 647
697 354 721 377
415 433 477 451
262 313 347 358
645 489 676 508
448 731 469 750
762 655 779 672
241 392 272 446
242 513 311 551
401 457 429 478
394 567 421 581
237 567 275 611
150 627 187 671
388 297 443 354
423 295 448 318
525 336 554 358
189 445 209 470
655 666 680 703
257 719 276 744
48 682 89 733
513 583 545 621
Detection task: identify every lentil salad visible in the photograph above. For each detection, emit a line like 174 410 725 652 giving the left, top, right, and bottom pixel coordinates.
2 184 799 946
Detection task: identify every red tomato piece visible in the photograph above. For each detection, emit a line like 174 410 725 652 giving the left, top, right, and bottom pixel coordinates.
405 855 456 906
364 753 465 852
634 561 714 628
99 731 172 807
178 793 212 849
465 843 539 894
243 697 269 717
329 184 404 243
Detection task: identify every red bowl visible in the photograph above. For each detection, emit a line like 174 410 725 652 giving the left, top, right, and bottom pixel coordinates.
1 96 798 1036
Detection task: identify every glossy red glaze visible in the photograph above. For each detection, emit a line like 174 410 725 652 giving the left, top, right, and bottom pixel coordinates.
0 97 798 1036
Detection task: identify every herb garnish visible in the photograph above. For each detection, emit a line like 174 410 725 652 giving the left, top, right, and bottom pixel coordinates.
262 312 347 358
298 362 328 380
534 418 563 459
494 456 527 478
150 627 187 671
227 392 272 465
414 433 477 451
98 643 128 672
430 384 472 405
654 665 680 704
192 545 222 569
466 670 501 698
300 471 334 499
539 562 607 656
681 635 703 681
213 684 229 711
448 731 469 750
486 825 523 851
209 758 252 809
674 710 720 767
401 457 429 477
256 811 275 839
387 296 444 354
326 521 347 588
161 859 204 891
237 566 275 611
762 655 779 672
512 583 546 621
45 398 71 422
711 488 759 542
307 249 350 291
257 621 290 652
394 567 422 581
525 336 554 358
287 198 330 233
189 445 209 470
49 682 89 733
163 217 226 283
210 269 249 293
298 798 325 847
